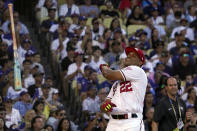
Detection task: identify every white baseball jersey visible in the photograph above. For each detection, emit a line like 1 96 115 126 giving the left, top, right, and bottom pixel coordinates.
107 65 147 114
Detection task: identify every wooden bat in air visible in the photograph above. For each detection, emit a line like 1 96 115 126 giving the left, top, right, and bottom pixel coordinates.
8 4 22 91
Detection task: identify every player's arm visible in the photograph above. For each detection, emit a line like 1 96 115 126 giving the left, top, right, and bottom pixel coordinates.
152 120 158 131
100 64 124 81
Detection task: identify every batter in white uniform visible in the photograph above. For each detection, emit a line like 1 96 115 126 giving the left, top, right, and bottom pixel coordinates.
100 47 147 131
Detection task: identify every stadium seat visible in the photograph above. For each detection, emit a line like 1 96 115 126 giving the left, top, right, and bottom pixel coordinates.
121 25 127 32
127 25 147 36
119 18 123 26
146 49 153 58
40 16 49 24
86 17 93 27
99 5 107 11
103 17 113 28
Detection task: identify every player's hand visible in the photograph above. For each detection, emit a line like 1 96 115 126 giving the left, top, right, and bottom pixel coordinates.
101 101 116 112
99 64 109 72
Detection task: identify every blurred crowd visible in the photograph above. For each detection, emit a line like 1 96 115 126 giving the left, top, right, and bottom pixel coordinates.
0 0 197 130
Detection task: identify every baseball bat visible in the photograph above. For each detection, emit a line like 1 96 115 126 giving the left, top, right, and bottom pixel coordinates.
8 4 22 91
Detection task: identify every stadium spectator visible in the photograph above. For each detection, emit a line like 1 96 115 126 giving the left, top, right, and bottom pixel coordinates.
46 108 58 130
104 41 121 66
143 0 164 17
23 109 36 130
40 7 58 34
185 88 196 108
84 112 107 131
186 5 196 23
79 0 99 18
149 28 162 49
6 70 27 100
59 0 80 17
37 0 58 24
61 45 75 77
4 97 21 128
36 0 57 10
99 0 119 19
68 13 79 33
76 65 92 94
143 92 155 119
28 72 44 98
43 124 54 131
144 17 166 41
189 36 197 56
57 118 72 131
150 8 164 25
0 117 8 130
32 53 44 74
66 52 87 80
18 38 36 66
144 107 154 131
82 86 100 114
171 18 194 42
126 5 146 26
2 11 29 36
91 18 104 44
136 31 151 51
13 91 32 117
39 84 51 101
89 46 106 73
48 90 63 109
0 0 8 22
50 23 70 62
172 52 196 80
110 18 126 36
166 3 185 30
0 106 6 120
29 116 45 131
56 108 67 120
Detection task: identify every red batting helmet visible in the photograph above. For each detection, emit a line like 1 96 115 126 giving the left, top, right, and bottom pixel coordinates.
125 47 145 65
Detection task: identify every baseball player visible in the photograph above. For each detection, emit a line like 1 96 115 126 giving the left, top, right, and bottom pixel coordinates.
100 47 147 131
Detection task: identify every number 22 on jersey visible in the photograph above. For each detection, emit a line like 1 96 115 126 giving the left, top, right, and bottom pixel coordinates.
120 81 132 93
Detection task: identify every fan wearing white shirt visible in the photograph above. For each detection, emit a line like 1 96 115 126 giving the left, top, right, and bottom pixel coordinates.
18 39 35 66
186 5 197 23
59 0 80 17
4 97 22 128
170 19 194 41
6 70 27 101
144 18 166 41
89 46 106 73
63 53 87 98
22 60 35 88
36 0 58 23
151 8 164 25
36 0 57 10
66 53 87 80
32 53 45 74
51 25 70 66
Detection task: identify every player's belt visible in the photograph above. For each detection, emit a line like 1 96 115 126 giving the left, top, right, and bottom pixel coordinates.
111 113 138 119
